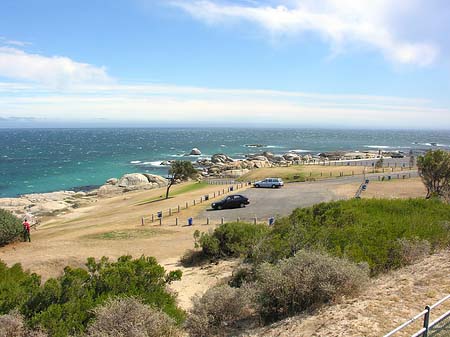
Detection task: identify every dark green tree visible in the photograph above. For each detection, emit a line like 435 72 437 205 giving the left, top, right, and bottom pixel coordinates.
417 150 450 199
165 160 198 199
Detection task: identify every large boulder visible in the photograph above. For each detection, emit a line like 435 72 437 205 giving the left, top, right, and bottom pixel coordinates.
118 174 150 187
190 148 202 155
143 174 168 187
211 153 234 164
97 184 123 197
283 153 301 161
106 178 118 185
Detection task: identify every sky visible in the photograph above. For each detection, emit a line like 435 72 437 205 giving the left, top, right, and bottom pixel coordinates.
0 0 449 129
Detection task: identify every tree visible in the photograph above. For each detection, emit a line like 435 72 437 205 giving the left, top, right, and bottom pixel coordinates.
417 150 450 199
165 160 198 199
0 209 23 246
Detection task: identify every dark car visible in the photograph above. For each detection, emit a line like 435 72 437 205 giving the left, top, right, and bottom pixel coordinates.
211 194 249 210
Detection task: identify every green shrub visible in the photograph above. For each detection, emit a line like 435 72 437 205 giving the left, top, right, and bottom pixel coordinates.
0 261 41 315
0 256 184 337
86 297 182 337
0 209 23 246
262 199 450 273
252 250 368 322
194 222 271 259
185 284 256 337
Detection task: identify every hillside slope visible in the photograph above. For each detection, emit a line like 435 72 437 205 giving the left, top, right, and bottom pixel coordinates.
244 249 450 337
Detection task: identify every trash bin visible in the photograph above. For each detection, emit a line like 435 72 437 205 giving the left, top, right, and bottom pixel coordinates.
362 184 367 191
188 217 193 226
230 186 234 192
365 179 370 184
157 211 162 218
388 175 391 180
204 195 209 201
268 217 275 226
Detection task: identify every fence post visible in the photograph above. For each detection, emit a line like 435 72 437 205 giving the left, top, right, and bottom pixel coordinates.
178 205 180 212
254 217 257 225
175 217 178 226
207 217 210 225
141 217 144 226
169 208 172 216
221 217 224 225
193 199 196 206
151 214 154 223
423 305 431 337
186 201 189 209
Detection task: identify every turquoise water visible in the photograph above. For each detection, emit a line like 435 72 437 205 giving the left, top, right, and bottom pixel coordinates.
1 128 450 197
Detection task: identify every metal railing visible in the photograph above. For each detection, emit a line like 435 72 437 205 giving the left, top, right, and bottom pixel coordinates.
383 294 450 337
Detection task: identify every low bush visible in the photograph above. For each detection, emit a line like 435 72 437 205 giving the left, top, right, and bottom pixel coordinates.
0 209 23 246
0 311 47 337
253 250 369 322
194 222 271 259
185 284 256 337
257 199 450 273
180 249 210 267
0 256 184 337
86 297 182 337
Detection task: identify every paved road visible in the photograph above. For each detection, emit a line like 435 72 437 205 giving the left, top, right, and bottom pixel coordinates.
199 170 417 222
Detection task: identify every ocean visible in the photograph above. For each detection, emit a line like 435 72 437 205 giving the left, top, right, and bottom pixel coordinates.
1 128 450 197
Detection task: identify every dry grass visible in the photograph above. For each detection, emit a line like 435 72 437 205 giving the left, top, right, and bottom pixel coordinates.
239 164 410 182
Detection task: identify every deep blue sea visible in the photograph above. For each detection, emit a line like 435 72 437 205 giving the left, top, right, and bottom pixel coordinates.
1 128 450 197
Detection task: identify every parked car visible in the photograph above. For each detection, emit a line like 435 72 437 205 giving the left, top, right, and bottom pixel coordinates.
254 177 284 188
211 194 249 210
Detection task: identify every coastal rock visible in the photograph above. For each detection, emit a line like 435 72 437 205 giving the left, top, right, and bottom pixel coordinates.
143 174 168 187
222 169 249 177
190 148 202 155
249 155 270 162
283 153 301 161
106 178 118 185
97 184 123 197
211 153 234 164
27 201 70 215
118 174 150 187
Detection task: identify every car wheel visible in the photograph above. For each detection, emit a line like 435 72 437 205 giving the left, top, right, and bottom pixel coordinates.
217 205 223 210
240 203 245 208
272 184 276 188
255 184 260 188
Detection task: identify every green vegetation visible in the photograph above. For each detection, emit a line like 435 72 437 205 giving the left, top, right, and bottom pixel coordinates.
0 209 23 246
137 181 208 205
166 161 198 199
194 222 271 259
0 256 183 337
417 149 450 199
195 199 450 274
85 228 172 240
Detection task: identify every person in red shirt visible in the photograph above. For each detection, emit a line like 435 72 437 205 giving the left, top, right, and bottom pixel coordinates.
22 220 31 242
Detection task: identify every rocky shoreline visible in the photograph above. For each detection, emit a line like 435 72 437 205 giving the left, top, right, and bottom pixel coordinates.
0 148 406 221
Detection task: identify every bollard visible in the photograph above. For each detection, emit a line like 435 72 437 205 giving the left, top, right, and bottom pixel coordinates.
213 192 216 198
207 217 210 225
169 208 172 216
175 217 178 226
237 217 240 222
352 170 354 176
141 217 144 226
221 217 224 225
200 197 202 203
193 199 196 206
178 205 180 212
186 201 189 209
159 217 162 226
151 214 154 222
253 217 257 225
321 172 323 177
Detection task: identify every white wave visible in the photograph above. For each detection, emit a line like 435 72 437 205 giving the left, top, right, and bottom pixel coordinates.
437 143 450 147
266 145 284 148
364 145 391 149
130 160 142 164
289 149 311 153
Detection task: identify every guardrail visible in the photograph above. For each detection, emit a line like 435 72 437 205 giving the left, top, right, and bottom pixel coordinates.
383 294 450 337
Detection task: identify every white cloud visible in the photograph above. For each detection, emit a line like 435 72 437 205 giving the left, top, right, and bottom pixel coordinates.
0 81 448 128
170 0 439 66
0 47 113 87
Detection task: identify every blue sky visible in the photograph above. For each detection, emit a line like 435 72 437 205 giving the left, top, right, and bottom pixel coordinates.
0 0 449 128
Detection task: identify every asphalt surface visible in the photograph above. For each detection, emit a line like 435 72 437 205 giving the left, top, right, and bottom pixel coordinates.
199 170 417 222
